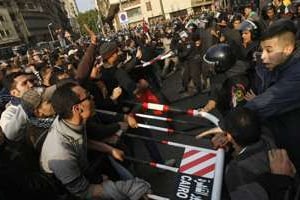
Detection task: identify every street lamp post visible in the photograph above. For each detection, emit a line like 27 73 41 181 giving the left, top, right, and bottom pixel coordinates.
48 23 55 42
159 0 166 20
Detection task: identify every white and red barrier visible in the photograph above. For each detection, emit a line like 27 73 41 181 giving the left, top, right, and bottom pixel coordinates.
122 101 220 126
125 133 224 200
136 51 175 68
96 103 223 199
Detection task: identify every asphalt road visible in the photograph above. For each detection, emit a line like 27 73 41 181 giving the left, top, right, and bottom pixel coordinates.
128 71 223 199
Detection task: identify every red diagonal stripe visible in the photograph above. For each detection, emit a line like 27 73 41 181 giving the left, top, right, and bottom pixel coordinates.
182 149 200 159
179 153 215 172
194 164 215 177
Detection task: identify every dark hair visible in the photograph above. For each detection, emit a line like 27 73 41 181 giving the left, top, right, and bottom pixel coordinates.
260 19 297 41
3 71 28 91
39 65 52 79
51 82 79 119
191 33 201 42
229 14 242 28
219 107 261 147
99 41 118 60
49 66 70 85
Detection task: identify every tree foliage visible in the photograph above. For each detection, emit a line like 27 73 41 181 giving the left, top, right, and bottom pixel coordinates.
77 10 100 35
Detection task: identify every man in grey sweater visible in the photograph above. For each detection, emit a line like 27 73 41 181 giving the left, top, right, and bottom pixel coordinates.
40 82 151 199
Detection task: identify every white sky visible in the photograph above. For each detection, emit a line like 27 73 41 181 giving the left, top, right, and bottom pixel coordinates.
75 0 95 12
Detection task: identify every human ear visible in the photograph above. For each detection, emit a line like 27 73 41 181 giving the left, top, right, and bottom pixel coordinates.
283 45 294 56
226 133 234 143
10 89 19 97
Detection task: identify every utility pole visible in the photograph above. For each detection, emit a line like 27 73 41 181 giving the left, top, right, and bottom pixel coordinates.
48 23 55 41
159 0 166 19
96 8 105 34
93 0 104 34
119 0 123 11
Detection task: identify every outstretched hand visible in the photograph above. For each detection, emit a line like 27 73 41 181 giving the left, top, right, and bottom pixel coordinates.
195 127 223 139
111 148 125 161
84 24 97 45
111 86 122 101
126 115 138 128
195 127 230 150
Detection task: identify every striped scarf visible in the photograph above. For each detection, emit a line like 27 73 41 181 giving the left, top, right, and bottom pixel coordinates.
28 117 55 129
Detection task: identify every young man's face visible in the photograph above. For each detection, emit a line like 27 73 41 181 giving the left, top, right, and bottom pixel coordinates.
266 9 275 19
233 19 241 30
260 37 289 71
273 0 281 6
72 86 94 121
12 75 34 97
242 30 252 44
33 54 42 62
244 7 251 16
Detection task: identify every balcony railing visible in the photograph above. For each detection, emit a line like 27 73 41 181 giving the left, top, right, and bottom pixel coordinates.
191 0 213 7
122 0 141 9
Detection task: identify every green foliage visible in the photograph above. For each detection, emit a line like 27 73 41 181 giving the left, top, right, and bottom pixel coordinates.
77 10 100 35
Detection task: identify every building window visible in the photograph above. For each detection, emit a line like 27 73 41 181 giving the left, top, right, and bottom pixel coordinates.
0 30 5 38
5 30 9 36
127 7 141 18
18 2 25 9
27 3 36 9
10 14 16 21
146 2 152 11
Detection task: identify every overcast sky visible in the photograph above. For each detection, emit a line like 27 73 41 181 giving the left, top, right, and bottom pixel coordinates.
76 0 95 12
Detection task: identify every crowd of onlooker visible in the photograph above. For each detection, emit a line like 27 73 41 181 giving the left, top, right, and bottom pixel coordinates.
0 0 300 199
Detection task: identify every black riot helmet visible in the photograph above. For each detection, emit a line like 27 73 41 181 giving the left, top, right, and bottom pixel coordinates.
238 19 260 40
203 43 236 73
172 19 183 32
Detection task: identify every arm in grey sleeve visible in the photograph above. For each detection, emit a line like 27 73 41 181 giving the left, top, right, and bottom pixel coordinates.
49 159 89 198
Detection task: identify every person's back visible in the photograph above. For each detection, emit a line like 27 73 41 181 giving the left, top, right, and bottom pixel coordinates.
225 140 270 193
218 108 271 198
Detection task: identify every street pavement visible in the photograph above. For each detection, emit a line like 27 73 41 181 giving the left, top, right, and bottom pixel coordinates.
129 71 223 199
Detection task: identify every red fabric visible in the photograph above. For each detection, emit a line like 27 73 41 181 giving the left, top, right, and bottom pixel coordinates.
142 19 149 33
136 89 162 115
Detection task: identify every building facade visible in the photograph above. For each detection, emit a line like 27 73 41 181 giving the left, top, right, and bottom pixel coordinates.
0 0 71 47
96 0 214 29
63 0 81 34
0 7 20 46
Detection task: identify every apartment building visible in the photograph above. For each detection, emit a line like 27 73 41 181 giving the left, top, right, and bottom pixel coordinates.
96 0 214 29
63 0 81 34
0 0 71 47
0 7 20 46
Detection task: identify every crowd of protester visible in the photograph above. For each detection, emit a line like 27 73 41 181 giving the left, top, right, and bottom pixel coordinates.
0 0 300 199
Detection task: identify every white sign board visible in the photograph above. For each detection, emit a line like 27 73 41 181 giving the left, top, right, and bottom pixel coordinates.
118 12 129 24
